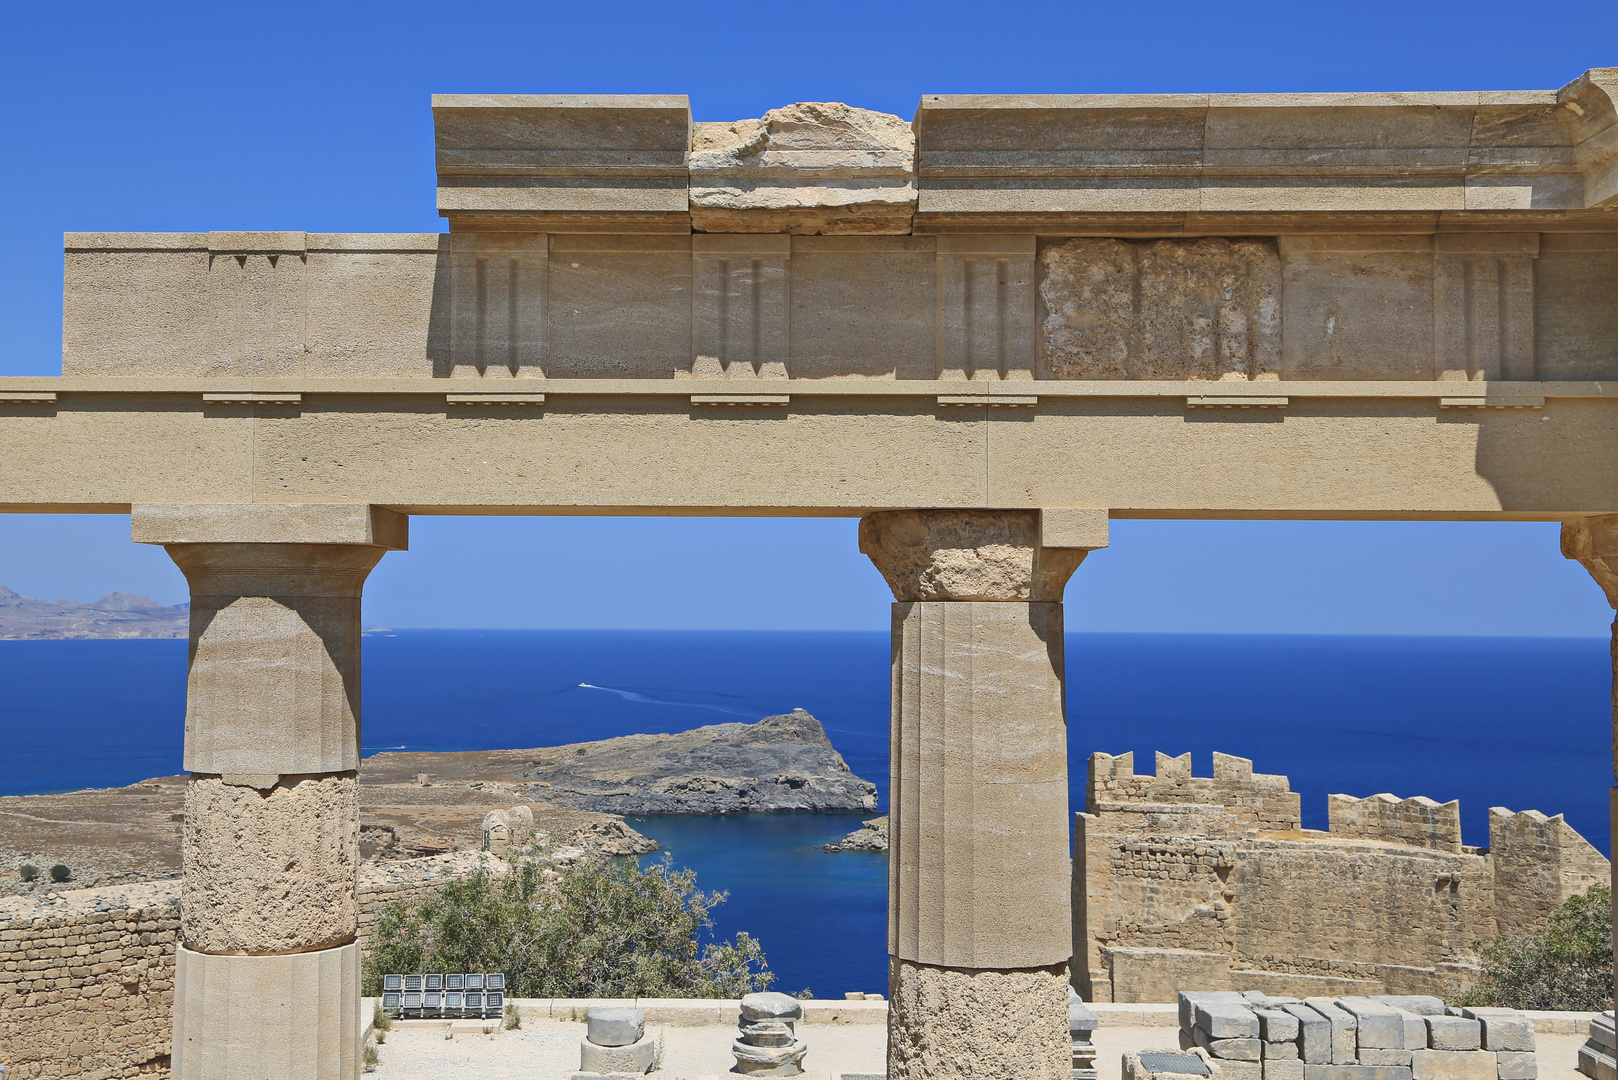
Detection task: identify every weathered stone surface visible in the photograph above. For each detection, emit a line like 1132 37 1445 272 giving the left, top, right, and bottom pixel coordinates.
690 103 915 235
481 809 511 855
738 1018 796 1047
172 942 359 1080
740 992 804 1021
825 815 888 852
1359 1049 1413 1066
1373 996 1447 1016
1408 1049 1496 1080
1265 1061 1306 1080
1197 1034 1261 1061
581 1036 655 1074
1284 1004 1333 1065
181 773 358 954
1339 999 1406 1049
586 1007 645 1047
1266 1042 1302 1060
1460 1009 1535 1052
860 509 1086 603
1424 1016 1480 1051
1306 1000 1359 1065
517 709 877 815
1301 1068 1412 1080
1181 991 1250 1031
887 959 1068 1080
1039 237 1280 381
1198 1002 1261 1039
1493 1050 1537 1079
1258 1009 1301 1043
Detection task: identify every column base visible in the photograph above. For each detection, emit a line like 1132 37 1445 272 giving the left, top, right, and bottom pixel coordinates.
173 941 360 1080
887 956 1070 1080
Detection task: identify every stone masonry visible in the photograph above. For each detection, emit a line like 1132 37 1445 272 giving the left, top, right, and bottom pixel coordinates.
1075 753 1609 1003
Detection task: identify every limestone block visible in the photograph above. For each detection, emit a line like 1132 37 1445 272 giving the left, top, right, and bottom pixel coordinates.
1408 1050 1496 1080
1282 1003 1332 1065
1039 238 1280 380
1300 1068 1412 1080
1359 1050 1413 1066
1197 1003 1261 1039
134 504 408 548
732 1038 806 1076
1372 997 1446 1017
1459 1010 1535 1052
581 1037 655 1074
1534 235 1618 381
741 992 805 1021
739 1019 796 1047
1265 1061 1306 1080
1182 991 1250 1031
1388 1011 1428 1050
888 600 1070 969
887 958 1068 1080
182 773 357 954
861 509 1085 604
482 810 511 856
1580 1041 1618 1080
171 942 359 1080
546 235 692 379
587 1007 645 1047
1258 1009 1301 1043
786 235 935 378
1423 1016 1480 1051
1306 1000 1361 1065
1218 1063 1263 1080
1266 1042 1301 1060
1279 236 1436 380
1493 1051 1536 1080
690 103 915 235
1339 999 1407 1049
1196 1033 1260 1061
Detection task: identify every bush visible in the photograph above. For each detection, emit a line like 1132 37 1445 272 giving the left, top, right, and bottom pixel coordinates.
1460 885 1612 1011
371 1000 391 1033
18 864 38 882
48 865 70 883
361 1043 379 1072
362 854 775 999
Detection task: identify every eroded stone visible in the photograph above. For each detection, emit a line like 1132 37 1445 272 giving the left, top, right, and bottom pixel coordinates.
859 509 1085 602
887 958 1069 1080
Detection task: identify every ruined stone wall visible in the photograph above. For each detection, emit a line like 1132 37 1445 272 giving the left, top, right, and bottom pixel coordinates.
0 853 498 1080
1075 752 1610 1004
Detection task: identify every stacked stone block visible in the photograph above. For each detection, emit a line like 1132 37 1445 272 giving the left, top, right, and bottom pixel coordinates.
1177 991 1537 1080
733 992 807 1076
1071 987 1099 1080
574 1007 654 1077
1578 1011 1616 1079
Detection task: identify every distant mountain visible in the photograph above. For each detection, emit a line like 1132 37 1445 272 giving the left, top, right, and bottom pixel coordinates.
0 585 187 640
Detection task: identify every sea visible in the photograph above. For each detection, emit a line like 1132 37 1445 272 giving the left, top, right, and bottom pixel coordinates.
0 630 1609 999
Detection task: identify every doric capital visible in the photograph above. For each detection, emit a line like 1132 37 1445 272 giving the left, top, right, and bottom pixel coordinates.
1562 514 1618 609
859 509 1092 602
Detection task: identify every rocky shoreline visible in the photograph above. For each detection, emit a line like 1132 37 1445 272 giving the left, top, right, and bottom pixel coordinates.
823 816 888 853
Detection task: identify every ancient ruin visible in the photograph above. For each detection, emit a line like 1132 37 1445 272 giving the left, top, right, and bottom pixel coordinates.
1075 752 1609 1003
2 67 1616 1080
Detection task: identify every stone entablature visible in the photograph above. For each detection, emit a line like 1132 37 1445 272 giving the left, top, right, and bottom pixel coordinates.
1074 751 1609 1005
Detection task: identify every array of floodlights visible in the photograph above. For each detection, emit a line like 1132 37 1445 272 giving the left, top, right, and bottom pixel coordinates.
380 973 506 1018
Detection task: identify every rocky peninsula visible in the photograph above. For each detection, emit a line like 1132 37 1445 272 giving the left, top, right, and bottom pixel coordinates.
0 584 186 639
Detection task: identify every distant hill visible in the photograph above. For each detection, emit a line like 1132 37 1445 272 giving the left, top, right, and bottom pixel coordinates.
0 585 187 640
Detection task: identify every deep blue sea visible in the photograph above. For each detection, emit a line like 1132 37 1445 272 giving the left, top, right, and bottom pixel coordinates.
0 631 1609 998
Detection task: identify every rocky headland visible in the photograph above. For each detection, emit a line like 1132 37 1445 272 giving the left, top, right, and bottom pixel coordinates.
824 816 888 852
0 584 186 639
516 708 879 815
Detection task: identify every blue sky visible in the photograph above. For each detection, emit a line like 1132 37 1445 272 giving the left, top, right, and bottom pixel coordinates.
0 1 1613 634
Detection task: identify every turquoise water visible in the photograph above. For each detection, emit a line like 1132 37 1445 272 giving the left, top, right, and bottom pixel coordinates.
0 629 1609 997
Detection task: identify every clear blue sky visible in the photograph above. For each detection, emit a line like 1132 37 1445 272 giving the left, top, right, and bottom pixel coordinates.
0 1 1612 634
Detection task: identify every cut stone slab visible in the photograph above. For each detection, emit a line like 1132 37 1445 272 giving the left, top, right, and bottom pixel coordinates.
1424 1016 1480 1051
586 1007 645 1048
1264 1041 1301 1060
1338 998 1406 1050
732 1038 807 1077
1257 1009 1300 1043
1359 1050 1412 1067
1264 1062 1305 1080
1305 999 1359 1065
1372 997 1446 1017
1459 1009 1535 1052
1494 1050 1537 1080
1282 1003 1332 1065
1389 1010 1427 1051
1193 1030 1260 1061
1408 1049 1496 1080
1300 1068 1412 1080
1197 1002 1261 1039
741 992 805 1021
1181 991 1249 1032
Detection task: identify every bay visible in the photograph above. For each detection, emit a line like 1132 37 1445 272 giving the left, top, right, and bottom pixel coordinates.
0 630 1608 998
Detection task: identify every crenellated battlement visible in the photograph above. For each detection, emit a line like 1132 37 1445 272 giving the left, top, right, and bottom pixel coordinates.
1489 806 1612 936
1326 792 1463 853
1087 750 1301 833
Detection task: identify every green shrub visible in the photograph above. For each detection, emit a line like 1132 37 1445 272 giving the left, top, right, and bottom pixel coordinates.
1460 885 1612 1011
504 1003 521 1030
362 1043 379 1072
48 865 70 883
18 864 38 882
371 1000 391 1032
362 854 774 999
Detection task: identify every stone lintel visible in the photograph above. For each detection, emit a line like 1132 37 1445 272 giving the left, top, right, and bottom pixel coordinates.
133 503 408 549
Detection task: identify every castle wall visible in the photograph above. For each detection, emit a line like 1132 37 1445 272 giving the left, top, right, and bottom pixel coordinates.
1075 751 1610 1003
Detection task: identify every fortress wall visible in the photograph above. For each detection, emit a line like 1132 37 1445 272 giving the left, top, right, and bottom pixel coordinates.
1491 807 1613 936
1326 792 1464 852
1075 751 1610 1003
0 854 495 1080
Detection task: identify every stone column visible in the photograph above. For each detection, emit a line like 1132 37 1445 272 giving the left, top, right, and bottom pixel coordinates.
133 504 407 1080
1562 514 1618 1006
860 508 1106 1080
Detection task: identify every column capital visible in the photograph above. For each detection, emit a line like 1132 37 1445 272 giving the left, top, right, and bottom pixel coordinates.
859 508 1102 602
132 503 407 549
1563 514 1618 608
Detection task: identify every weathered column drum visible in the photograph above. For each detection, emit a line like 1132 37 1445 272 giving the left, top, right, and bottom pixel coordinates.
135 505 406 1080
861 508 1104 1080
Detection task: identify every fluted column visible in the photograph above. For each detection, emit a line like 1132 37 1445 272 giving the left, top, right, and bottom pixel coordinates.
860 508 1106 1080
133 504 406 1080
1562 514 1618 1007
